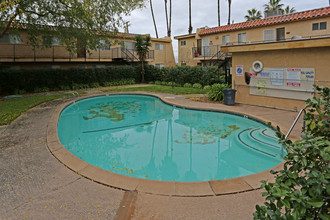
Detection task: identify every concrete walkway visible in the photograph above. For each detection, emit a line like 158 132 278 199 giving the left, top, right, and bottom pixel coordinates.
0 92 303 219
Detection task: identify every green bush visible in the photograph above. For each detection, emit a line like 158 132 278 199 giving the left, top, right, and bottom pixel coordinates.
207 83 231 101
253 86 329 220
203 85 211 90
183 83 192 88
34 87 50 93
148 81 154 84
161 81 167 86
0 66 139 95
193 83 202 89
89 82 100 88
154 80 162 85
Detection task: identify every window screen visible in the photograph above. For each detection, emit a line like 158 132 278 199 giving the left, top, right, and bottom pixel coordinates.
312 23 319 31
238 33 246 43
320 22 327 30
263 29 275 42
155 43 164 50
222 35 230 45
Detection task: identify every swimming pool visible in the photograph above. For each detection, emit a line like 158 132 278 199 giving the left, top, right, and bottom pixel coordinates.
58 94 285 182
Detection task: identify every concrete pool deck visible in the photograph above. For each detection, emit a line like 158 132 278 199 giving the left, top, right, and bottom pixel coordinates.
0 91 304 219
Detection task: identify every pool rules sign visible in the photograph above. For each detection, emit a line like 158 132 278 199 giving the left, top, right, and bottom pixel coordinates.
236 65 243 76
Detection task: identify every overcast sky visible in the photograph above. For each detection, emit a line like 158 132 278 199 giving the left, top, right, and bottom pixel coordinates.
123 0 329 62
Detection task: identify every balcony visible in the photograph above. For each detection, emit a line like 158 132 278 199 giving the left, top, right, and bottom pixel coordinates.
0 44 154 63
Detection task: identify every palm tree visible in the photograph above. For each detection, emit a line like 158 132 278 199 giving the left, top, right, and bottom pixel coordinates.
218 0 220 26
227 0 231 25
164 0 172 37
245 8 262 21
168 0 172 37
282 5 296 14
264 0 284 13
164 0 169 35
188 0 192 34
134 35 152 83
149 0 159 38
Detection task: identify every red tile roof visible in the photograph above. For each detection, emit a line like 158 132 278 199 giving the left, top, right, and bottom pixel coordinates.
199 7 330 36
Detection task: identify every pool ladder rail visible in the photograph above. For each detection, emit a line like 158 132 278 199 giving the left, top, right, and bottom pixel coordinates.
285 108 306 140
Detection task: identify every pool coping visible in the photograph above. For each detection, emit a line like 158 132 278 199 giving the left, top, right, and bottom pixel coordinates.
47 92 285 197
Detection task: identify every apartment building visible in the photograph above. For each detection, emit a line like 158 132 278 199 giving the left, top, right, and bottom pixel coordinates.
0 30 176 69
174 7 330 67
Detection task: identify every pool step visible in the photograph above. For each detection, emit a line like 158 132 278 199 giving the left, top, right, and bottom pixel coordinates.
237 128 283 158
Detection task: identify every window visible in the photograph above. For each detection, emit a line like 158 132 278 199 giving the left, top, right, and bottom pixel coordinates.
263 29 275 42
180 41 186 46
238 33 246 43
312 22 327 31
276 28 285 41
155 64 164 68
122 41 135 50
52 37 61 46
42 36 61 47
222 35 230 45
0 34 21 44
98 39 110 50
155 43 164 50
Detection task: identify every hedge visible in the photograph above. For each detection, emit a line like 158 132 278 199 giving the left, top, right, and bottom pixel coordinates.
0 66 140 95
0 65 227 95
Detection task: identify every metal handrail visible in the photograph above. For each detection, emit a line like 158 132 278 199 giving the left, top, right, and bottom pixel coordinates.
285 108 306 140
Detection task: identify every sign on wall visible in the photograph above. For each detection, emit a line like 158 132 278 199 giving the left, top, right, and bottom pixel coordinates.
249 67 315 100
236 65 243 76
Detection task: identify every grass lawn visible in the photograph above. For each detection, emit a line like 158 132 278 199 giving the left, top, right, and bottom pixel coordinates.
103 85 208 95
0 94 69 126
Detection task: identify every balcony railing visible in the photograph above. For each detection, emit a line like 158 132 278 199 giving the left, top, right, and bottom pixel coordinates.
192 45 223 59
0 44 154 62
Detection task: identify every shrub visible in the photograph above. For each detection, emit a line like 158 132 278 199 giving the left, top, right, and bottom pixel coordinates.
148 81 154 84
253 86 329 220
183 83 192 88
154 80 162 85
207 83 231 101
89 82 100 88
59 85 71 91
203 85 211 90
192 83 202 89
34 87 50 93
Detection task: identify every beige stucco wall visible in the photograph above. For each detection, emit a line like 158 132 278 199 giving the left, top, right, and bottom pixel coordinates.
176 16 330 66
230 45 330 110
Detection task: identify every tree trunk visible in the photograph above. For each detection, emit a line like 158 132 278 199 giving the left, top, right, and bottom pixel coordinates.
168 0 172 37
188 0 192 34
164 0 169 36
218 0 220 26
141 60 145 83
150 0 159 38
227 0 231 25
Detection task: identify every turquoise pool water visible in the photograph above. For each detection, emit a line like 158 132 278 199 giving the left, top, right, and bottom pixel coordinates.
58 95 285 182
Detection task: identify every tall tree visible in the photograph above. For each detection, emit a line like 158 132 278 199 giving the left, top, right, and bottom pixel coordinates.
168 0 172 37
149 0 159 38
264 0 284 13
0 0 146 53
164 0 169 35
282 5 296 14
245 8 262 21
134 35 151 83
188 0 193 34
218 0 220 26
227 0 232 25
164 0 172 37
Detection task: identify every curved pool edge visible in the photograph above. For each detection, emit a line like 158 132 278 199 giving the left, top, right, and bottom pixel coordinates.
47 92 285 197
